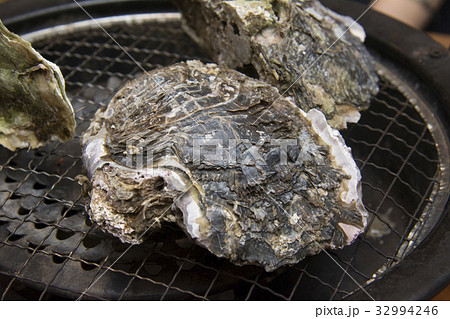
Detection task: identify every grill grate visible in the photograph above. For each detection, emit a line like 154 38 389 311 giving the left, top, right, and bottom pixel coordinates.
0 14 447 300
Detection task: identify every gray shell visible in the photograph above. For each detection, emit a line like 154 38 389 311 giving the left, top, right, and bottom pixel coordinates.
173 0 379 129
0 19 75 151
82 61 367 271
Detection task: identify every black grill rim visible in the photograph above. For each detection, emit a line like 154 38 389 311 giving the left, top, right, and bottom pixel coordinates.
0 0 449 300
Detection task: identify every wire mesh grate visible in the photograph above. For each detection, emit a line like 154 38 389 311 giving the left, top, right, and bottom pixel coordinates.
0 15 446 300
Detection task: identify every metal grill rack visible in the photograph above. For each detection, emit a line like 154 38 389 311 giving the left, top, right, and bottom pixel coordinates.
0 14 448 300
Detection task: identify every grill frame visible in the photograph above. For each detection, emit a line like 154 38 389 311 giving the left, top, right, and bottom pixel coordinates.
0 0 449 301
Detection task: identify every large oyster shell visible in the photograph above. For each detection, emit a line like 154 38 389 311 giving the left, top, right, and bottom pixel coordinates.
82 60 368 271
0 19 75 151
173 0 379 129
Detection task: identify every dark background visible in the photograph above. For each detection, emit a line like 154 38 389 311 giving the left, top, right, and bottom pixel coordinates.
353 0 450 33
0 0 449 33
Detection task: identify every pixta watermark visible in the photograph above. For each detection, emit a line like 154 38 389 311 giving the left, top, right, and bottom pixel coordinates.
123 135 313 168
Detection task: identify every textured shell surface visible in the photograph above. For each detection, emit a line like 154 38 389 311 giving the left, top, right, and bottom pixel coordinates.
173 0 379 129
82 60 368 271
0 19 75 151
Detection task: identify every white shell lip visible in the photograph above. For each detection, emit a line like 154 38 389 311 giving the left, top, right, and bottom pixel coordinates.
302 2 366 43
324 7 366 42
338 222 363 244
175 193 203 239
83 127 110 178
304 109 369 227
83 120 206 242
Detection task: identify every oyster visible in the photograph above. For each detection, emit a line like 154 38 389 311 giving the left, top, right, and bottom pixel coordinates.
173 0 379 129
82 60 367 271
0 19 75 151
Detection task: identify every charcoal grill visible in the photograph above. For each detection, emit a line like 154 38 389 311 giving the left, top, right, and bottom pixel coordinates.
0 0 449 300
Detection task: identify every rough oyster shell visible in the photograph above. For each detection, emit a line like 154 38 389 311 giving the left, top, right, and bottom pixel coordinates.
82 60 368 271
0 19 75 151
173 0 379 129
